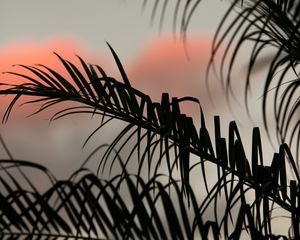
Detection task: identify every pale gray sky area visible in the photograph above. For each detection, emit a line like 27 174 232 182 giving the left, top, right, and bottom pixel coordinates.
0 0 228 59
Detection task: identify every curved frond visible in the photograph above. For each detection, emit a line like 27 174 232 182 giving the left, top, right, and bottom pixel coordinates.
0 48 201 191
146 0 300 161
0 145 299 239
204 0 300 160
0 47 300 238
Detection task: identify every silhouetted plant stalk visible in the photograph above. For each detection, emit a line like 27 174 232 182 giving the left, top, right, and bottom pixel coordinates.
0 47 299 239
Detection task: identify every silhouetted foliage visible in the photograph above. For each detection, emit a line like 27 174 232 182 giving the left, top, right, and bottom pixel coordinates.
0 0 300 239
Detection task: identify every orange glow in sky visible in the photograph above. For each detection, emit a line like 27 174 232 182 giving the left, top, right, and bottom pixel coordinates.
0 38 109 122
0 38 104 83
128 36 218 117
0 36 218 122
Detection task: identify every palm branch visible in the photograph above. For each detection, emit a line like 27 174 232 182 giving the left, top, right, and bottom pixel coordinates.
0 44 299 238
147 0 300 161
1 157 265 240
203 0 300 161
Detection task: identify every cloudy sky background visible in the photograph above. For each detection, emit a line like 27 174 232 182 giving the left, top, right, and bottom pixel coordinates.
0 0 276 181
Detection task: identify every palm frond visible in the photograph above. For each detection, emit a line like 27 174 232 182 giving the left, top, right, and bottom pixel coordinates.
1 47 300 238
0 159 220 240
144 0 300 161
203 0 300 160
0 143 299 239
0 45 204 193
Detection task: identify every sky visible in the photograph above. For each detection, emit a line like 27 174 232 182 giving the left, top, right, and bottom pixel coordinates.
0 0 279 188
0 0 228 58
0 0 291 237
0 0 278 194
0 0 241 175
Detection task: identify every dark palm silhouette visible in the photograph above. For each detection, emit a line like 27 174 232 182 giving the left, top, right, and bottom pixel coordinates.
0 1 300 239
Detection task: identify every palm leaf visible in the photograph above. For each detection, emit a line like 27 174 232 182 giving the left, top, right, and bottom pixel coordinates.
0 158 223 240
144 0 300 161
202 0 300 161
0 46 300 238
0 46 204 192
0 145 298 239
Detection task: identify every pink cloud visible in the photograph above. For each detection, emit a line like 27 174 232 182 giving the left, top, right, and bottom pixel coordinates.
0 38 98 75
0 38 108 123
0 36 247 179
0 36 223 123
126 36 220 117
